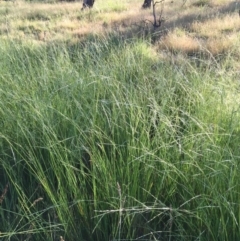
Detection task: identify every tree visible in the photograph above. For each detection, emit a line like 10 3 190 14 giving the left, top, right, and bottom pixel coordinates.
82 0 95 9
142 0 152 8
142 0 165 28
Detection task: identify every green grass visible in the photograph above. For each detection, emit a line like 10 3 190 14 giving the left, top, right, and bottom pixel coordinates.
0 33 240 241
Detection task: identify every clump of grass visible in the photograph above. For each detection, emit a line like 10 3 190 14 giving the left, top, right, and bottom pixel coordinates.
191 14 240 38
26 11 51 21
0 1 238 240
205 34 238 55
158 28 200 54
1 33 240 241
191 0 210 7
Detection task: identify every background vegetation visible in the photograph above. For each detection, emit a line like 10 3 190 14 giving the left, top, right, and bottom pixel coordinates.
0 0 240 240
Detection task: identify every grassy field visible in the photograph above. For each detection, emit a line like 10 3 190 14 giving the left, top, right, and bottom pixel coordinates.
1 0 240 240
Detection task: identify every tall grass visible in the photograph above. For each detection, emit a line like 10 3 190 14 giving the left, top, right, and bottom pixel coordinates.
0 34 240 241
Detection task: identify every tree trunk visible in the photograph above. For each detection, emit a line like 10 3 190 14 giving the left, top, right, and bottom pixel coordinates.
82 0 95 9
142 0 152 8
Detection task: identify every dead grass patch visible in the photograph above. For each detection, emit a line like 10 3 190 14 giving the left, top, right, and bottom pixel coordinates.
191 14 240 38
73 25 104 38
205 34 239 55
158 30 239 56
56 19 80 31
158 28 201 54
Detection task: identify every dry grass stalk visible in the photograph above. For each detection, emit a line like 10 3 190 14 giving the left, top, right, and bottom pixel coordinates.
31 197 43 207
60 236 65 241
0 183 9 205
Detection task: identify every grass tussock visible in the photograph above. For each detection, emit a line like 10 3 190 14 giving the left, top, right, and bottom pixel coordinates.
1 35 240 241
158 28 201 54
158 9 240 55
1 0 240 241
205 34 238 55
191 14 240 38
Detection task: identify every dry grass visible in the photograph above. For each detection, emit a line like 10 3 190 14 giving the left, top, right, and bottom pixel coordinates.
205 34 239 55
0 183 8 205
157 1 240 56
191 14 240 38
158 28 201 54
0 0 239 56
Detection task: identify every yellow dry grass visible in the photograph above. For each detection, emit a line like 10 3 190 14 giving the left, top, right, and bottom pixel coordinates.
205 34 239 55
157 0 240 56
191 14 240 38
158 28 201 54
